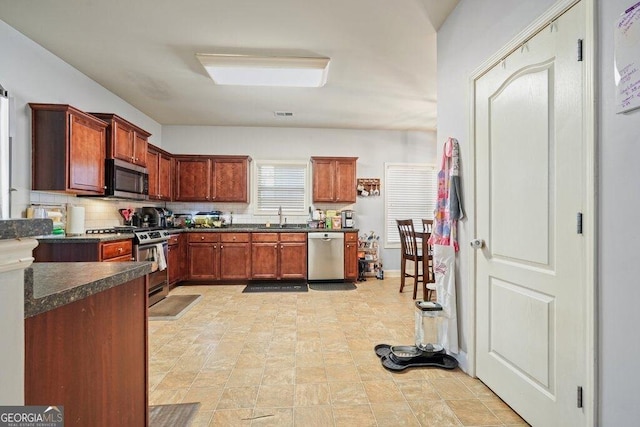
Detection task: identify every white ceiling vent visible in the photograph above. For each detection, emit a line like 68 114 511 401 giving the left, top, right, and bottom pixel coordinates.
274 111 294 117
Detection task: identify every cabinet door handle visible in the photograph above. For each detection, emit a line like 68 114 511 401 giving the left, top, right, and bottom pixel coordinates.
220 245 223 249
201 236 205 240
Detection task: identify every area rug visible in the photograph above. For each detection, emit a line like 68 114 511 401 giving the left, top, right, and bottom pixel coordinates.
149 402 200 427
309 282 357 291
243 282 308 293
148 295 202 320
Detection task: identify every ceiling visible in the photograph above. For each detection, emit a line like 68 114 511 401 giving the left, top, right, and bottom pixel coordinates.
0 0 458 131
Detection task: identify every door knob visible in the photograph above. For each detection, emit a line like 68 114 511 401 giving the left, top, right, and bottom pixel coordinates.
470 239 484 249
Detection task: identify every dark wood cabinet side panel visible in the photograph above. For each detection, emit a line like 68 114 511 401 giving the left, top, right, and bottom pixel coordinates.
31 110 68 191
25 278 148 427
33 242 100 262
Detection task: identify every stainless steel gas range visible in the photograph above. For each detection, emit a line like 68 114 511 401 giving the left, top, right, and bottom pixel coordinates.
133 229 171 307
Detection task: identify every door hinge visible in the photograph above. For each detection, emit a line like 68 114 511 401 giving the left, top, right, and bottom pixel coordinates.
577 212 583 234
577 386 583 408
577 39 583 61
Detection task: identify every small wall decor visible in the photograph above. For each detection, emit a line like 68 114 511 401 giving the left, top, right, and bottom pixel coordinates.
357 178 381 197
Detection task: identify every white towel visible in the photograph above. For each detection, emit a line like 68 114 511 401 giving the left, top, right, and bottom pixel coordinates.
154 243 167 271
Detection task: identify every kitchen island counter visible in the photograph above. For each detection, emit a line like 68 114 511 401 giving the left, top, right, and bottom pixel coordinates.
25 261 152 318
36 232 135 243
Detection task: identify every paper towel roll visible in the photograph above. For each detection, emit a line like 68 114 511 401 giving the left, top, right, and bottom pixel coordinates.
66 205 85 236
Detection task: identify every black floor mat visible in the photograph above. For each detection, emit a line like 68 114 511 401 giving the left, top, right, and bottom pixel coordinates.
243 283 308 293
308 282 357 291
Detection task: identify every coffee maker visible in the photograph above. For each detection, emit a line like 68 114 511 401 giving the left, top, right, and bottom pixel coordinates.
138 207 170 228
341 210 355 228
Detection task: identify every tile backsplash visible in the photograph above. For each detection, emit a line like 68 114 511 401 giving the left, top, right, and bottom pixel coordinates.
30 192 355 230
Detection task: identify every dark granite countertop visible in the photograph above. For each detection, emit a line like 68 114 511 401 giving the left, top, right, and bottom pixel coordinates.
0 218 53 240
24 261 153 318
167 225 359 233
36 232 135 243
35 226 359 242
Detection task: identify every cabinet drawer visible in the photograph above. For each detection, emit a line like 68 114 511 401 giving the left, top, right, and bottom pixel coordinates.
168 235 180 246
188 233 219 243
344 232 358 242
220 233 249 243
252 233 278 242
101 239 133 260
280 233 307 242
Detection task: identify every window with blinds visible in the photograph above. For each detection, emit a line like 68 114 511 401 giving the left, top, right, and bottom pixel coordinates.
254 160 309 215
384 163 438 247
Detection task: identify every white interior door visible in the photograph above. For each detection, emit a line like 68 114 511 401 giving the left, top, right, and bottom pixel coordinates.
474 2 587 425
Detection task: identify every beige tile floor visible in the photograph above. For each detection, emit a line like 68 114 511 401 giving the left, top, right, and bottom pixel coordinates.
148 278 528 426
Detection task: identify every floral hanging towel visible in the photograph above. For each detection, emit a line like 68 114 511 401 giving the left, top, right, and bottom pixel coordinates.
428 137 464 251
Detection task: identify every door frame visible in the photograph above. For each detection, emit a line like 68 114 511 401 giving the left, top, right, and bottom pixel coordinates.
465 0 596 424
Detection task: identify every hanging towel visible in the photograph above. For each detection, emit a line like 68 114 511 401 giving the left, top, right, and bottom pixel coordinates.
428 137 463 355
429 137 464 251
433 244 459 354
154 243 167 271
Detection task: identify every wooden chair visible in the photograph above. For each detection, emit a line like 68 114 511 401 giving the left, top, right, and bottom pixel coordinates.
422 219 436 301
396 219 424 300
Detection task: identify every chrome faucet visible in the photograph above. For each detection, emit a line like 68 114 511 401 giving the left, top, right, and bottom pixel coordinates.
278 206 283 227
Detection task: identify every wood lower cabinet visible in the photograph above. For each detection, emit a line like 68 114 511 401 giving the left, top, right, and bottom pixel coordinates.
344 232 359 282
174 155 251 202
187 233 220 280
147 144 172 201
311 156 358 203
90 113 150 167
279 233 307 280
187 233 251 281
25 277 148 427
101 239 134 262
34 238 133 262
30 103 107 195
251 232 307 280
168 234 185 286
251 233 279 279
220 233 251 280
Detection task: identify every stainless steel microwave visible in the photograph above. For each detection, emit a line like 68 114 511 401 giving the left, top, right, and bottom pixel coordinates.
103 158 149 200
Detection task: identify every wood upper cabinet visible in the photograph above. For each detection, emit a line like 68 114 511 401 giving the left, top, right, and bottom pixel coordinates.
90 113 150 167
174 155 251 202
311 157 358 203
344 232 359 282
30 103 107 195
147 144 172 201
251 232 306 280
214 157 250 202
174 156 212 201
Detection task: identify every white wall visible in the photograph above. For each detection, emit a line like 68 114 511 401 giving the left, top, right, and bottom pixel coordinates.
438 0 640 424
0 17 439 267
0 19 162 219
162 126 438 270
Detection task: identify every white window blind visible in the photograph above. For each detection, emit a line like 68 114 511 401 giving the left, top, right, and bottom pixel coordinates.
254 160 308 215
384 163 438 247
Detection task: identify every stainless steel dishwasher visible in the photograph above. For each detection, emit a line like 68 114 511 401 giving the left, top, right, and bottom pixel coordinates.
308 232 345 281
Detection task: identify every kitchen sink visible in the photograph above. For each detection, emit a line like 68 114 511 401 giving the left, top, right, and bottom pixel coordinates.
258 223 307 229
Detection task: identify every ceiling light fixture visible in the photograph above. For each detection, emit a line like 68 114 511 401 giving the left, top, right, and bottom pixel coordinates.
196 54 330 87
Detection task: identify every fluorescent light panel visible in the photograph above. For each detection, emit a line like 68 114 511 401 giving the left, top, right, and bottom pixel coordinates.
196 54 330 87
